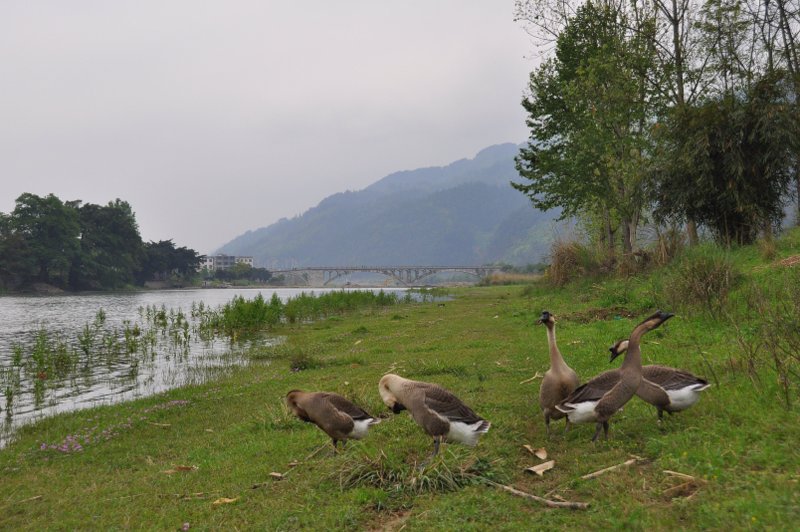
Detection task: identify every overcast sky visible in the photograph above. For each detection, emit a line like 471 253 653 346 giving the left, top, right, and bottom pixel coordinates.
1 1 536 253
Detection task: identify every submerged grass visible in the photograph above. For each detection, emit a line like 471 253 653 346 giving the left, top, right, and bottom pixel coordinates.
1 230 800 529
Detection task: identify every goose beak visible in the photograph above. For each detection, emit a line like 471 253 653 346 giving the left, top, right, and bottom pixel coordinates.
609 347 620 363
390 402 407 414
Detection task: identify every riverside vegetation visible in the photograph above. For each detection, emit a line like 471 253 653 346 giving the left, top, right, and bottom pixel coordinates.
1 230 798 529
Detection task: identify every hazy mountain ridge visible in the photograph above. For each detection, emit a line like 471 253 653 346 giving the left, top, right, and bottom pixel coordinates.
216 143 560 267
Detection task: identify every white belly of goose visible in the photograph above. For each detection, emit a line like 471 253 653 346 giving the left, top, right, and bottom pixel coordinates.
665 384 710 412
561 401 599 424
447 420 489 446
350 418 379 439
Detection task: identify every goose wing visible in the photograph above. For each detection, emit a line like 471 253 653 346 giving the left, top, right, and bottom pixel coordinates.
322 393 374 421
421 384 483 424
643 365 708 391
562 369 621 404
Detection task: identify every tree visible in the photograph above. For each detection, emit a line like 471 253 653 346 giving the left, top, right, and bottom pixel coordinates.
137 240 200 284
515 0 716 244
513 2 656 257
7 193 80 287
654 72 799 244
71 200 144 289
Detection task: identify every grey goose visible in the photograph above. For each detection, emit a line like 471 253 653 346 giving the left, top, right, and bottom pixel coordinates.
378 374 490 455
609 339 711 420
537 311 580 435
555 311 674 441
285 390 381 450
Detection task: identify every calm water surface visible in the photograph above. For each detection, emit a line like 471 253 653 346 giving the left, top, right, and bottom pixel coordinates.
0 287 408 447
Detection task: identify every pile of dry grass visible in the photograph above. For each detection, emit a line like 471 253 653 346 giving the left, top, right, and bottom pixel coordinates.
547 240 590 287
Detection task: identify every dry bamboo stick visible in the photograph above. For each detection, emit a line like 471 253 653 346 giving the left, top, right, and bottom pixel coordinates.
481 479 589 510
581 456 641 480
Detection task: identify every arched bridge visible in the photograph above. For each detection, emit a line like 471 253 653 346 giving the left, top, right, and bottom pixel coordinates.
269 266 501 286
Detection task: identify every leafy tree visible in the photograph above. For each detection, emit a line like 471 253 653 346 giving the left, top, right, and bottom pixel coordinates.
654 72 799 244
71 200 144 289
7 193 80 287
513 2 656 256
137 240 200 284
0 213 36 289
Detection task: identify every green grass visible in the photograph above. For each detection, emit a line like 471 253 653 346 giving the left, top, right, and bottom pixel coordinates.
2 231 800 529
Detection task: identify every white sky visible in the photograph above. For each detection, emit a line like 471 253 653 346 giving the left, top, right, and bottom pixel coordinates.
0 1 536 253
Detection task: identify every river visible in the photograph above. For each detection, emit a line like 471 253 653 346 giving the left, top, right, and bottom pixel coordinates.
0 287 408 447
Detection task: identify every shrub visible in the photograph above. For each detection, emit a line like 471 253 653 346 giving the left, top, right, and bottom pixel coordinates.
661 244 740 317
731 268 800 407
652 226 686 266
547 239 596 287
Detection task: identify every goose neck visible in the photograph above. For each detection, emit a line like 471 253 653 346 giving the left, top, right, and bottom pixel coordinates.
545 325 568 370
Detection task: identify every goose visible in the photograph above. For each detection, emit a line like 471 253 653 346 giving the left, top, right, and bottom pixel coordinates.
378 374 490 455
285 390 381 451
537 311 580 435
609 339 711 420
555 310 674 441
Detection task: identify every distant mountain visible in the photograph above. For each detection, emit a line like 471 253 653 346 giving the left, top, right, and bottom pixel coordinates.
216 143 561 268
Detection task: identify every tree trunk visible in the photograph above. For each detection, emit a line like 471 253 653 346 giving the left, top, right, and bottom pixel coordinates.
604 214 616 260
621 218 633 254
687 220 699 245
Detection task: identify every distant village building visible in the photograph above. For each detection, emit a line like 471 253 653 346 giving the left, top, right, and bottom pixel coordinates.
199 254 255 271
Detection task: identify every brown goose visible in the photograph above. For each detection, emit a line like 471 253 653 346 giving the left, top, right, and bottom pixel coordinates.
609 339 711 420
285 390 381 450
555 311 674 441
537 311 580 435
378 374 490 455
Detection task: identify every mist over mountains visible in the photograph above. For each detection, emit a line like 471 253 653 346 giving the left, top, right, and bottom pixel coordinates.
216 143 561 268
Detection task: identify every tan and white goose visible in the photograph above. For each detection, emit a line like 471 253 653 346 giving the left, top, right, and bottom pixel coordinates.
555 311 674 441
537 311 580 435
285 390 381 450
378 374 490 455
609 339 711 420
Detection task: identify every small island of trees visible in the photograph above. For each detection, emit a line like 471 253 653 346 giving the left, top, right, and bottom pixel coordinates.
0 193 201 292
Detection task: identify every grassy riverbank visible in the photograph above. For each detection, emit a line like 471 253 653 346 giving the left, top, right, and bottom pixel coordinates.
2 234 800 529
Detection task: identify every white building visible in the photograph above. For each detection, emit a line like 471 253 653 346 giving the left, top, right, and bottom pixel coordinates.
199 255 255 271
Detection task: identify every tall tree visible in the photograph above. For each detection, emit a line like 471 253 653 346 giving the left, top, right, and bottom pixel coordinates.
654 72 799 244
7 193 80 288
514 2 656 256
516 0 713 243
71 199 144 289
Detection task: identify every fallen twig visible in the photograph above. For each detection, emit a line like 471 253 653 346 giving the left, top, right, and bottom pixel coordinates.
581 455 643 480
100 493 148 503
663 470 702 482
479 478 588 510
17 495 42 504
519 373 543 385
663 480 697 497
